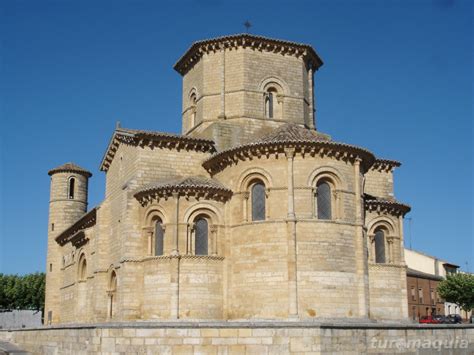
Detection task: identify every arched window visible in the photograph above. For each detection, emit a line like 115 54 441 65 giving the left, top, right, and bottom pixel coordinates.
190 92 197 127
68 177 75 199
374 229 386 263
195 217 208 255
316 180 332 220
108 271 117 318
154 218 164 256
78 256 87 281
265 88 277 119
251 181 266 221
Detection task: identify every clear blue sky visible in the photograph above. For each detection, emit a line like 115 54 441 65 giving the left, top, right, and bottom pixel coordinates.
0 0 472 274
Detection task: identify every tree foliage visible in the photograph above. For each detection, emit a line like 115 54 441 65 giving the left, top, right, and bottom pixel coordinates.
0 273 45 312
438 273 474 314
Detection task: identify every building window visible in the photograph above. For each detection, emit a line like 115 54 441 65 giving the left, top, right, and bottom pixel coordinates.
412 306 417 320
68 177 75 199
78 256 87 281
411 287 416 301
51 223 54 231
418 288 423 304
316 181 332 220
49 263 52 272
190 92 197 127
430 288 435 304
251 181 266 221
265 90 275 118
108 271 117 318
154 218 164 256
374 229 386 263
195 217 208 255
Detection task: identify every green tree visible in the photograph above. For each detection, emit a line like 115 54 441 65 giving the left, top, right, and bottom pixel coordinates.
0 273 45 312
438 273 474 320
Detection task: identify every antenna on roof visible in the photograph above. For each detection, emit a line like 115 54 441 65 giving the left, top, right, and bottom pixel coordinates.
244 20 252 33
116 121 121 129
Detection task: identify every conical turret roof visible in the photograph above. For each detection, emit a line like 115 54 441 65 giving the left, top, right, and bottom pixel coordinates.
48 162 92 177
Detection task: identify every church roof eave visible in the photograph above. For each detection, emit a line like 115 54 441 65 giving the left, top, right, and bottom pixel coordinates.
174 33 323 76
99 127 216 172
203 139 376 176
364 196 411 217
370 158 401 172
55 207 97 246
48 162 92 177
134 176 232 204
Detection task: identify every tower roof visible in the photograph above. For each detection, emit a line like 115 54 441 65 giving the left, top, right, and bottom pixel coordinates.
174 33 323 75
48 162 92 177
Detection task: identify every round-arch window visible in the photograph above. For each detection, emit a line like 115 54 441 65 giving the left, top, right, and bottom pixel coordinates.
251 181 266 221
265 88 277 119
154 218 164 256
374 229 386 263
79 257 87 280
195 217 208 256
316 181 332 220
68 177 75 199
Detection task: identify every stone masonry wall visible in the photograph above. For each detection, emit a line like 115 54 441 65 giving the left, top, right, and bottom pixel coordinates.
1 323 472 354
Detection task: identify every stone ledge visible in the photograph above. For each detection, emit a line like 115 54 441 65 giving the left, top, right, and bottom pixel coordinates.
3 320 473 332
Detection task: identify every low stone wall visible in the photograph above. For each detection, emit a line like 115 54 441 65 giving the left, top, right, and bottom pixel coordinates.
0 321 472 354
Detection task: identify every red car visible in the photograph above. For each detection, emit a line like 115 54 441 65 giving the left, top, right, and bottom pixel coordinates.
419 316 441 324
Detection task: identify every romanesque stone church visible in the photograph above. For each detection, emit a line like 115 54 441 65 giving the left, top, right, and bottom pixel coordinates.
45 34 410 324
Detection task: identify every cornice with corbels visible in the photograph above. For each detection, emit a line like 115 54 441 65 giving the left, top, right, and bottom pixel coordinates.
174 34 323 76
370 159 401 173
203 141 375 176
100 129 216 172
365 198 411 217
55 208 97 246
134 186 232 207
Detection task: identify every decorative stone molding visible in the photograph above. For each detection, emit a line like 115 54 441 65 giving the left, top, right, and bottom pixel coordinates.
174 34 323 76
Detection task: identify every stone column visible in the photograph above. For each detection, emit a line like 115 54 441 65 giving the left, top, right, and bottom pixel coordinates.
143 227 153 256
186 223 192 255
285 148 298 318
354 157 369 317
170 192 180 319
210 225 218 256
242 192 249 222
368 234 375 263
172 192 180 256
387 237 395 263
